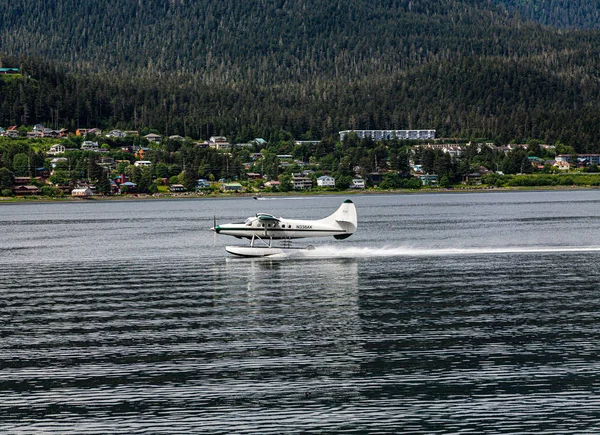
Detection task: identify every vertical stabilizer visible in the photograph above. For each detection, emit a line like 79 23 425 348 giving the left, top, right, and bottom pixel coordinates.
328 199 357 238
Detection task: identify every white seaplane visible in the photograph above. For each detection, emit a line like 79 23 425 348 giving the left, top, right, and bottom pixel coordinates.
212 199 358 257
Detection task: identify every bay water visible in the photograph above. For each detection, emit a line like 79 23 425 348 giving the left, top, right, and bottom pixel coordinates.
2 191 600 433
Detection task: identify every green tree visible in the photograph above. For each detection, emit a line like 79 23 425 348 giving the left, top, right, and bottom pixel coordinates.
13 153 29 176
0 167 14 190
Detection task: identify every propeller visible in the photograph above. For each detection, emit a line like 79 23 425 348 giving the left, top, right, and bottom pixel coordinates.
213 215 217 245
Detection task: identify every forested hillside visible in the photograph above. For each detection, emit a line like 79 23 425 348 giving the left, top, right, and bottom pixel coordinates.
493 0 600 29
1 0 600 149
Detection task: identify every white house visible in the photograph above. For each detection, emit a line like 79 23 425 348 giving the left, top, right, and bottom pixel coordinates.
47 144 65 155
81 141 99 151
292 176 312 190
209 136 230 150
350 178 366 189
317 175 336 188
144 133 162 143
106 130 126 138
134 160 152 167
71 187 94 197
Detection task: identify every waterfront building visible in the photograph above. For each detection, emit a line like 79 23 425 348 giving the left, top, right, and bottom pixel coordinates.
350 178 366 189
221 182 244 192
419 174 439 186
339 129 436 142
556 154 600 166
317 175 336 188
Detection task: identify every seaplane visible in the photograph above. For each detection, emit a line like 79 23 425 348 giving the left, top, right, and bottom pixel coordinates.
211 199 357 257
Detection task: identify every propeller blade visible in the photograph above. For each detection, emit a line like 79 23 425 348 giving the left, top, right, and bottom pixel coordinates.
213 215 217 245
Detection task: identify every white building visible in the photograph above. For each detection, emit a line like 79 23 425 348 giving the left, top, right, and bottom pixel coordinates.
339 129 436 142
350 178 366 189
106 130 126 138
317 175 336 188
209 136 231 150
47 144 65 155
81 141 99 151
144 133 162 143
72 187 94 197
292 176 312 190
134 160 152 167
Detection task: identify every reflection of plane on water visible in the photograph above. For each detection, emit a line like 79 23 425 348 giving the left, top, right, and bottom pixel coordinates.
212 200 358 257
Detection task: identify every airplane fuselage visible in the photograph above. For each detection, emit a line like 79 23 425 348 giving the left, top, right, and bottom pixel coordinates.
214 217 351 239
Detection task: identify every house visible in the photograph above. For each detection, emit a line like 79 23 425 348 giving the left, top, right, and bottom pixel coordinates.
350 178 366 189
120 181 138 193
134 160 152 167
47 144 65 155
13 177 32 185
0 67 19 75
246 172 263 179
106 130 126 138
26 131 43 139
71 186 94 198
76 128 102 136
144 133 162 143
35 167 50 178
99 157 116 169
317 175 336 188
169 135 185 142
134 147 150 159
12 185 41 195
196 179 211 190
292 176 312 190
295 140 320 146
220 182 244 192
253 138 268 146
419 174 439 186
367 172 383 185
264 180 280 189
463 172 482 185
81 141 99 151
209 136 230 150
170 184 186 192
554 160 570 171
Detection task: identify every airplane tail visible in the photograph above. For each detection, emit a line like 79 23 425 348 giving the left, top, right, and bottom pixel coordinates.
327 199 357 239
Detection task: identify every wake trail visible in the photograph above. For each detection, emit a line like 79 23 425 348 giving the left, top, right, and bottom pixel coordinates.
295 245 600 258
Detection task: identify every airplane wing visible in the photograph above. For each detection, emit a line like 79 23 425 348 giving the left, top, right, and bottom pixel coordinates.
256 213 280 222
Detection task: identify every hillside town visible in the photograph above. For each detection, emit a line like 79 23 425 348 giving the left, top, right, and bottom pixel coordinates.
0 126 599 199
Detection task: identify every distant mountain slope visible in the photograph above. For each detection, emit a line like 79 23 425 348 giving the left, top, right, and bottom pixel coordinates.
2 1 600 147
493 0 600 29
0 0 572 81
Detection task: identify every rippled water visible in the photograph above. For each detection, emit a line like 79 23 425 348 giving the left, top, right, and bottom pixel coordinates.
2 191 600 433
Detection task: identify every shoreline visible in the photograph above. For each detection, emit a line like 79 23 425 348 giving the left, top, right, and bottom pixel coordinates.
1 184 598 204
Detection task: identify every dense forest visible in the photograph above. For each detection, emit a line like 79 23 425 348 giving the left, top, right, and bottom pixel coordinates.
1 1 600 149
493 0 600 29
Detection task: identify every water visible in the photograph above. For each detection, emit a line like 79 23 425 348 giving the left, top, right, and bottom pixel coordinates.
2 191 600 433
